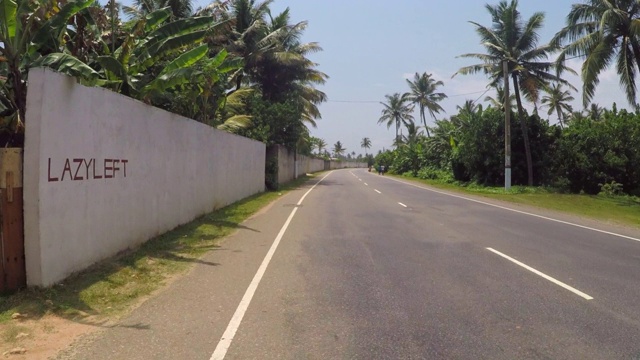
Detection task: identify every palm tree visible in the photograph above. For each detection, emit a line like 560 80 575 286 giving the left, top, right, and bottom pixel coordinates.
484 86 516 111
404 72 447 137
378 93 414 145
541 84 574 128
457 99 481 115
333 141 346 158
224 0 276 91
587 103 604 121
256 8 328 126
570 110 587 122
316 138 327 155
361 137 372 155
400 121 424 146
553 0 640 106
455 0 574 185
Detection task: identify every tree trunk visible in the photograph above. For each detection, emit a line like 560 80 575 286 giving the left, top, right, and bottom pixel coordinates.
556 107 564 129
512 74 534 186
421 107 431 137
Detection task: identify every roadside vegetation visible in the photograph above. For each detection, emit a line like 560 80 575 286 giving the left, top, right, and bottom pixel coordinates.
374 0 640 218
393 176 640 229
0 0 327 155
0 175 313 323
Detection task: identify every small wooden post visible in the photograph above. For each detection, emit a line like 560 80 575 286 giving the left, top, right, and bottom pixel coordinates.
0 148 25 292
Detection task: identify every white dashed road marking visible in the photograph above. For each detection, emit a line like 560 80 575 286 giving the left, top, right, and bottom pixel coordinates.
487 247 593 300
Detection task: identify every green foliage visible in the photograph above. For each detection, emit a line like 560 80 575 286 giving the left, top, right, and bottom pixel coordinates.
264 156 279 190
553 109 640 195
237 92 305 149
599 181 624 197
416 167 455 183
0 0 97 146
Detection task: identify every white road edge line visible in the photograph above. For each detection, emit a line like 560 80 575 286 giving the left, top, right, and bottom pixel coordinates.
486 248 593 300
364 183 368 186
382 176 640 244
374 189 381 194
398 202 407 208
210 171 334 360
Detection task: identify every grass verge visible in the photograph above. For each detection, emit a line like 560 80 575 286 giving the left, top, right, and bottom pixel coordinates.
0 175 314 324
392 174 640 229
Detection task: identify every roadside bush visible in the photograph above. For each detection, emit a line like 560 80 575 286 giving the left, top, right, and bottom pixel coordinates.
554 109 640 195
416 167 455 183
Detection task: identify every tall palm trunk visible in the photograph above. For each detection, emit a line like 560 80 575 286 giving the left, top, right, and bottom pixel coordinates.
512 74 533 186
556 107 564 129
420 107 431 137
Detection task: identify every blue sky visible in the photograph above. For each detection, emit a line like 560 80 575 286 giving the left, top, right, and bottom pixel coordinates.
190 0 627 154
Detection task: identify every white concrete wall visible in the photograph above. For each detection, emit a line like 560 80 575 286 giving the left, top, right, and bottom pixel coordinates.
297 155 324 174
24 69 266 287
329 161 367 169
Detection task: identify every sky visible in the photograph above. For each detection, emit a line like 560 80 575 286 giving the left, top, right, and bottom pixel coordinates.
190 0 628 154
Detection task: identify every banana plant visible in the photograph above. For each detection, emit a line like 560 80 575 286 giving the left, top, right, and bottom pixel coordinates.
0 0 100 146
96 8 225 101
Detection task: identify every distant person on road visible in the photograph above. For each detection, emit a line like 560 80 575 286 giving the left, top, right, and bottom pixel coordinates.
380 165 385 175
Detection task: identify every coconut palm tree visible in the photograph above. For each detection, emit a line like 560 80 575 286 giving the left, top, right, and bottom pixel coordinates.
316 138 327 155
223 0 277 91
588 103 604 121
404 72 447 137
256 9 328 127
553 0 640 106
484 86 516 111
455 0 574 185
541 84 574 128
378 93 414 145
333 141 346 157
361 137 372 155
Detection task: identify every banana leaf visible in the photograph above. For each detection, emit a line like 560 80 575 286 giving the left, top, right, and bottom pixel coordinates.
159 44 208 76
31 53 99 81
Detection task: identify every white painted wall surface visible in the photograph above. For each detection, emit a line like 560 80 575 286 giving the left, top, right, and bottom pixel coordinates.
24 69 265 286
297 155 324 174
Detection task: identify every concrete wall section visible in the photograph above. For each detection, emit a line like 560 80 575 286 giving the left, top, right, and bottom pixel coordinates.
329 161 367 169
24 69 265 286
276 145 294 185
297 155 325 174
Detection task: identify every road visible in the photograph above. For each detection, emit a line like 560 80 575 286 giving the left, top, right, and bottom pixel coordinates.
60 169 640 359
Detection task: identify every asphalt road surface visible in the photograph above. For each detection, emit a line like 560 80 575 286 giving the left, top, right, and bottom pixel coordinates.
60 169 640 360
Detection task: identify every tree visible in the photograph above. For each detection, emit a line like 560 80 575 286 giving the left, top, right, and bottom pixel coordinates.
316 138 327 155
541 84 574 128
361 137 372 155
95 9 222 100
484 86 516 111
333 141 346 157
378 93 414 145
404 72 447 137
588 103 604 121
255 8 328 126
124 0 194 19
455 0 574 185
0 0 100 146
553 0 640 106
224 0 277 91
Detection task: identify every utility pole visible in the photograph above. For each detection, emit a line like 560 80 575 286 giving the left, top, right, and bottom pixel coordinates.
503 60 511 191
